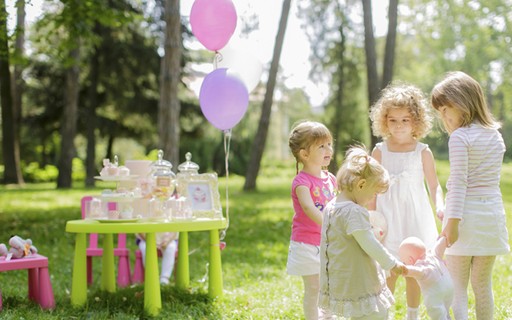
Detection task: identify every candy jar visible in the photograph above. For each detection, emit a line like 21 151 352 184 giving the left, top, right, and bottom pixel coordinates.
150 150 176 199
176 152 200 201
87 197 104 219
177 152 200 177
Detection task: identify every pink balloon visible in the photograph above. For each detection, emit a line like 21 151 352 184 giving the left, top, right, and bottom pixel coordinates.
190 0 237 51
199 68 249 130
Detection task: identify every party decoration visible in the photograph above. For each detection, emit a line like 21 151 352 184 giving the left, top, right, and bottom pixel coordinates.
190 0 237 51
199 68 249 130
217 40 263 92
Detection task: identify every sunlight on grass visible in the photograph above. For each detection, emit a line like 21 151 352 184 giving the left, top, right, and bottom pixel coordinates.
0 161 511 319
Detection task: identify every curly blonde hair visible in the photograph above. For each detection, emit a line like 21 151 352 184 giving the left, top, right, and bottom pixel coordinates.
370 82 433 139
336 145 389 194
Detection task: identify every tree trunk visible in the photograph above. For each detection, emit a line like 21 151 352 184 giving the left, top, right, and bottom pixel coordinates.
106 135 114 160
329 10 346 175
362 0 380 148
158 0 182 168
57 46 80 188
85 28 100 187
382 0 398 88
243 0 291 191
12 0 25 184
0 0 23 184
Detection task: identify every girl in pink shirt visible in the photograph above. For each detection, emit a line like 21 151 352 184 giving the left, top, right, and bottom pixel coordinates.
286 121 337 320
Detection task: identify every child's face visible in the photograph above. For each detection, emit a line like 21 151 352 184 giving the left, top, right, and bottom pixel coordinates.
438 105 463 133
386 108 414 138
301 139 333 168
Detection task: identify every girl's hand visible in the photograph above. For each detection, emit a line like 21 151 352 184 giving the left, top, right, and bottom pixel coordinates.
391 262 407 276
441 218 460 247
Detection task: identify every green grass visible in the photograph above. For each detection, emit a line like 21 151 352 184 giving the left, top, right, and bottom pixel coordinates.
0 161 511 319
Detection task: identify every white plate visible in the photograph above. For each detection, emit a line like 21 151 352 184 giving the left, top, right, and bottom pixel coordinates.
94 175 138 181
100 193 142 201
95 218 139 223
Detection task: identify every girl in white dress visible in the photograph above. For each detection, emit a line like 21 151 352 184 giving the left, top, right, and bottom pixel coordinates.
369 83 445 320
319 145 406 320
431 71 509 319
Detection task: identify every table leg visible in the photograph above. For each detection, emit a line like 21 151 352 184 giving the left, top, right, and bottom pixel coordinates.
144 232 161 316
208 230 223 298
176 231 189 290
71 233 87 307
101 233 116 292
27 267 39 302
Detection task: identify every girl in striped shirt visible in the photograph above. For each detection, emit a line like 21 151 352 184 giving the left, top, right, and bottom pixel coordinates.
431 71 510 320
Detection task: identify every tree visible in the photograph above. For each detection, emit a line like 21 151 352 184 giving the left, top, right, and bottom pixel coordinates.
298 0 367 168
52 0 149 187
11 0 26 184
382 0 398 88
362 0 398 148
84 22 101 187
243 0 291 191
158 0 182 168
57 45 80 188
0 0 23 184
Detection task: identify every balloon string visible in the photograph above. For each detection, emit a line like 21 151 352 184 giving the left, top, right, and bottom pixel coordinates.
220 129 231 240
213 51 223 70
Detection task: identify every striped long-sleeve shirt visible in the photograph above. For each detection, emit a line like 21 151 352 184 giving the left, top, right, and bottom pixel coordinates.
445 123 506 220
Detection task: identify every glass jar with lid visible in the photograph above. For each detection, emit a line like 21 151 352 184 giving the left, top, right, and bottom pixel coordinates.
177 152 200 176
149 149 176 199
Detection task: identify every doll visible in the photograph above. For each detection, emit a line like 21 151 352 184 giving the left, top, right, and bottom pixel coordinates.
0 235 38 260
399 236 454 319
369 210 388 243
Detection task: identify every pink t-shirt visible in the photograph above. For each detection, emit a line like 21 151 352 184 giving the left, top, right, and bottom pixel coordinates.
291 170 337 246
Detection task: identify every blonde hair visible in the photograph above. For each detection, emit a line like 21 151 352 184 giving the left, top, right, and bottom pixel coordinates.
336 145 389 194
431 71 500 132
288 120 333 174
370 82 433 139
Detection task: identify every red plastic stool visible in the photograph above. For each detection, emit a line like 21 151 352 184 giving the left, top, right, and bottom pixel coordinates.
0 254 55 311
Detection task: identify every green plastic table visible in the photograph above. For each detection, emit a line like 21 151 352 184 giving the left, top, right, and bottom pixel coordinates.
65 218 228 316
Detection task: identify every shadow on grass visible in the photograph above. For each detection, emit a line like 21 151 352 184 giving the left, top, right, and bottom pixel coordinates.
0 177 298 319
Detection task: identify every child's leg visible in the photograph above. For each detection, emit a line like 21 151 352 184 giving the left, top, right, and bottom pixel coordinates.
302 274 320 320
470 256 496 320
405 277 421 320
138 239 147 267
446 255 471 320
160 240 178 284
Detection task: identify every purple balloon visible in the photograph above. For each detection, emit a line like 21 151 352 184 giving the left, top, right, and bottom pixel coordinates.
190 0 237 51
199 68 249 130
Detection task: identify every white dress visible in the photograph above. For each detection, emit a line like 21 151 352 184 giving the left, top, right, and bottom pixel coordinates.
375 142 438 257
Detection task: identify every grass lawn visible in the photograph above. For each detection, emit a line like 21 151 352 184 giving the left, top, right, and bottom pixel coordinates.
0 161 511 319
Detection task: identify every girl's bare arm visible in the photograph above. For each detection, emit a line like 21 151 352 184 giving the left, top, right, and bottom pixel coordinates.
296 185 323 225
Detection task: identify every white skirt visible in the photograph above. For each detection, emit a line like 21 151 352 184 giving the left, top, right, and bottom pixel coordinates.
444 196 510 256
